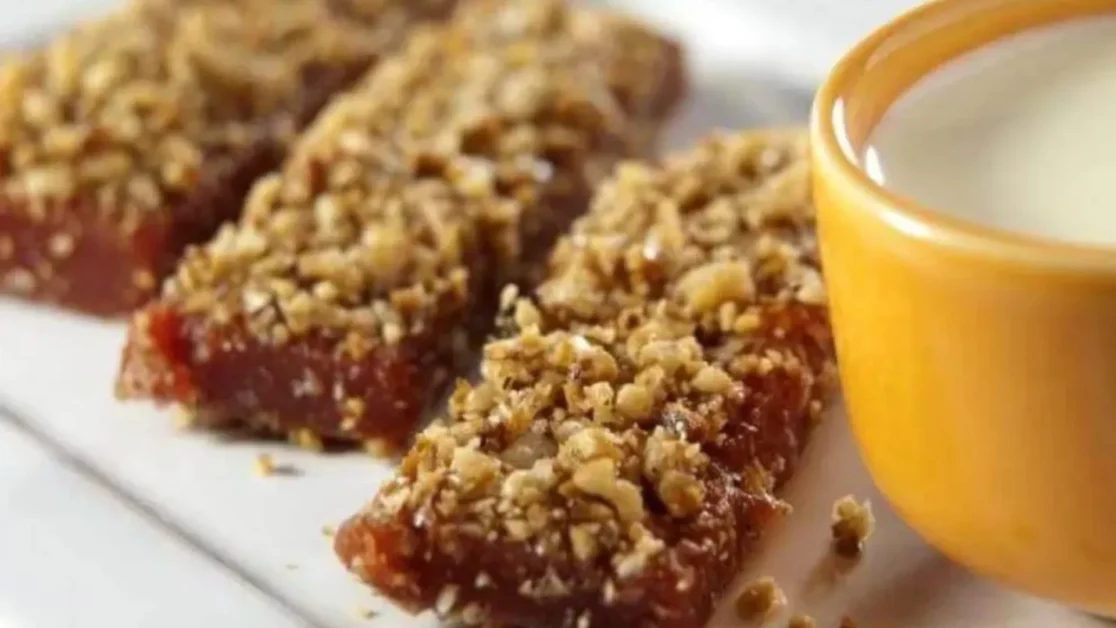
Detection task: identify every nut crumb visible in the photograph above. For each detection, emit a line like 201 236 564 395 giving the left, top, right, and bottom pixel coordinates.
838 616 858 628
355 607 378 620
172 408 196 430
321 524 336 538
831 495 874 559
253 452 300 477
735 576 786 622
787 614 816 628
254 453 277 477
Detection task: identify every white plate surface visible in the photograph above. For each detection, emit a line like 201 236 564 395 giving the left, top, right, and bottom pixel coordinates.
0 1 1107 627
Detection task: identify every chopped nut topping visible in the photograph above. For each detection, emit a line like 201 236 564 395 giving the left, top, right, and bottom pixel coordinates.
338 131 839 628
157 0 677 359
679 260 755 313
118 0 684 453
0 0 460 315
0 0 454 218
572 458 645 524
831 495 875 559
787 614 816 628
735 576 786 622
615 382 653 422
691 364 734 394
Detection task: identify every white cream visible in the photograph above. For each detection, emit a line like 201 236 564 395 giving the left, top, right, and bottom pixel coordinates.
866 16 1116 246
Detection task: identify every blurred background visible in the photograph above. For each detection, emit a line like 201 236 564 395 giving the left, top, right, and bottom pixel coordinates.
5 0 920 77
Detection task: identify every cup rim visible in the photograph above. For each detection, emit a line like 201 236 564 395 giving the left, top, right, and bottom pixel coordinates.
810 0 1116 275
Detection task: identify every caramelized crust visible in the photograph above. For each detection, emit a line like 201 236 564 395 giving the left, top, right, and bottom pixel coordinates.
0 0 456 315
116 0 686 448
334 131 836 627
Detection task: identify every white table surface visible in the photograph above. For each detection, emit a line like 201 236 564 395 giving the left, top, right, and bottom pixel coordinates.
1 2 1104 628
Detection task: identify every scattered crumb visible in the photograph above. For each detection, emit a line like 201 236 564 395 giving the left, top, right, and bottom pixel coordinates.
355 607 379 620
735 576 787 622
788 615 816 628
172 408 195 430
831 495 875 559
253 453 301 477
839 616 858 628
322 524 336 538
284 563 299 571
254 453 277 476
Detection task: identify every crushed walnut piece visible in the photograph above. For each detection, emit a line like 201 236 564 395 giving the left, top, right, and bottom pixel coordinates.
335 130 838 628
253 453 277 477
831 495 875 559
735 576 787 622
117 0 685 449
252 452 300 477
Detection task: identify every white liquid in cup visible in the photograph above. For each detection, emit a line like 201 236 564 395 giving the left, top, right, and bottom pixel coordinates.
866 15 1116 246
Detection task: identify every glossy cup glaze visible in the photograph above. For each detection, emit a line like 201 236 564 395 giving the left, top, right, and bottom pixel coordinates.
812 0 1116 615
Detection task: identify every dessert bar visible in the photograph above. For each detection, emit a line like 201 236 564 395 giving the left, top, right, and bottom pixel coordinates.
116 0 685 449
0 0 456 315
334 131 836 627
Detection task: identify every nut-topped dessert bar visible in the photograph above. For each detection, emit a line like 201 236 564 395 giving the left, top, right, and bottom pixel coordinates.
334 131 836 627
0 0 456 315
116 0 685 450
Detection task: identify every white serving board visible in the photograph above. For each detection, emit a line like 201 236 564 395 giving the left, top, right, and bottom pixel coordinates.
0 1 1107 627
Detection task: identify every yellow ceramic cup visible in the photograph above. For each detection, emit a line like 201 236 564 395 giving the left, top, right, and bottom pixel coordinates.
812 0 1116 616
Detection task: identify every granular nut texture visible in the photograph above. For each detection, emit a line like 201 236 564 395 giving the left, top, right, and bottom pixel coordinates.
334 130 837 628
0 0 457 315
115 0 686 450
831 495 874 559
735 576 786 622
